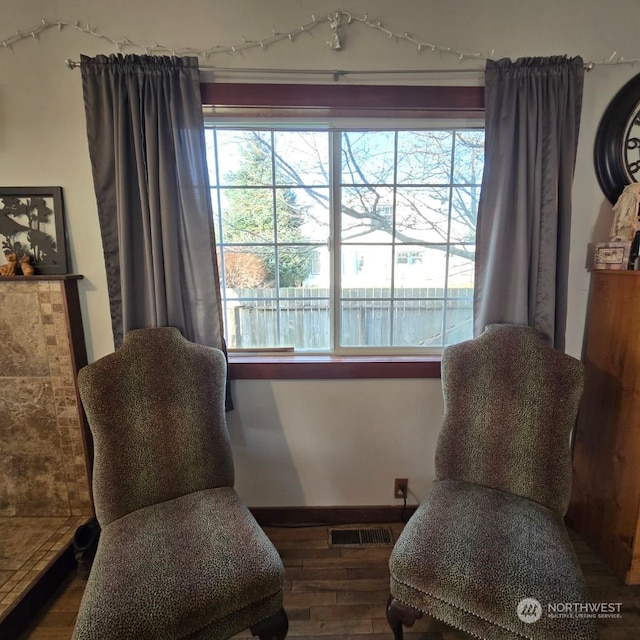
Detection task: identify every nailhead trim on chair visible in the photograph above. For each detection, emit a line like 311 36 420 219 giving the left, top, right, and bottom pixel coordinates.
392 577 534 640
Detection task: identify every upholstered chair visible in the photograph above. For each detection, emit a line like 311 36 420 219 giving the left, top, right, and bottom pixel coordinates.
72 327 288 640
387 324 598 640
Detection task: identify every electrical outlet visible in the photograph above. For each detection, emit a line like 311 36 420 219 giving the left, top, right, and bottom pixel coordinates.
394 478 408 499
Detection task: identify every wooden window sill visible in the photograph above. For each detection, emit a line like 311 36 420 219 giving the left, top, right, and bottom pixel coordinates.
228 354 441 380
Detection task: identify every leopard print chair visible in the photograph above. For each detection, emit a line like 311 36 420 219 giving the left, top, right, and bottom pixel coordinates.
388 324 598 640
72 327 288 640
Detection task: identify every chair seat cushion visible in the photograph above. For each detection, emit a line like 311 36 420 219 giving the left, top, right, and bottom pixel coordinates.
390 479 597 640
73 486 284 640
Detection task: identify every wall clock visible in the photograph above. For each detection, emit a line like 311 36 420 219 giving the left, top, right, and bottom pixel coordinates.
594 72 640 204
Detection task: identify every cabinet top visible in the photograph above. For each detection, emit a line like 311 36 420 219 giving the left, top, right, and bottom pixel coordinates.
0 274 83 281
593 270 640 276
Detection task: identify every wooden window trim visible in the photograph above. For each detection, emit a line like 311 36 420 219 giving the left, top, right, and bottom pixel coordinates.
229 354 441 380
203 82 482 378
201 83 484 118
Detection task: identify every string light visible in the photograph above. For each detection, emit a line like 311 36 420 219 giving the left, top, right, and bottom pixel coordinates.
1 12 638 69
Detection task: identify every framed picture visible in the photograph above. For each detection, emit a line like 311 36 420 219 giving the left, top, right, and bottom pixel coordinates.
0 187 69 275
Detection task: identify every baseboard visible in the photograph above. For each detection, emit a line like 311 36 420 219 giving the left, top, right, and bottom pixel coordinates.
250 505 417 526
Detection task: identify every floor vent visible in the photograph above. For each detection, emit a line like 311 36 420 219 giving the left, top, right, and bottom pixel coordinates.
329 527 393 546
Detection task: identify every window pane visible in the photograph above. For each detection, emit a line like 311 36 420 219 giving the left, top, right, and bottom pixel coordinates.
204 129 218 186
453 130 485 184
220 188 274 243
396 130 453 184
306 247 330 287
446 251 473 346
276 187 330 243
276 246 319 288
290 187 331 243
226 295 333 350
395 187 450 243
273 131 329 186
341 186 395 243
444 298 474 345
450 186 479 243
341 245 393 289
447 245 475 290
279 296 330 350
394 246 447 295
392 300 444 347
395 245 429 291
217 130 273 186
225 294 278 349
210 194 222 245
341 131 396 185
340 301 391 347
221 247 274 290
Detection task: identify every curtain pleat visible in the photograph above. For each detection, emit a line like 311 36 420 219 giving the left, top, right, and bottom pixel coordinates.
473 56 584 349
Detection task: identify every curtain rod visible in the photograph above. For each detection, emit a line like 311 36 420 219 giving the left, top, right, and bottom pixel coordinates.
64 59 484 77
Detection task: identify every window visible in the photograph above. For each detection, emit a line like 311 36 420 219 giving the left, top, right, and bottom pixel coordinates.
202 84 484 356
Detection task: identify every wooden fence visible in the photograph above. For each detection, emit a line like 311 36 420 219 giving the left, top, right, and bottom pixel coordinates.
224 287 473 349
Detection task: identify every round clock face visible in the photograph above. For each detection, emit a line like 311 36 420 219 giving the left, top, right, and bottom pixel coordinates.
622 102 640 182
594 72 640 204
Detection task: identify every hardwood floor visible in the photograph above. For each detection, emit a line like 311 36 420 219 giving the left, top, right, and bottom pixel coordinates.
16 522 640 640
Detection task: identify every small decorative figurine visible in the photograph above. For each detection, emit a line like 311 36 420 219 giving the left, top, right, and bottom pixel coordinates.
20 254 35 276
610 183 640 241
0 253 17 276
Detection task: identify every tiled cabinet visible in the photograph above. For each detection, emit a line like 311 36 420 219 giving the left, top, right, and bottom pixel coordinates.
0 276 91 517
0 275 92 623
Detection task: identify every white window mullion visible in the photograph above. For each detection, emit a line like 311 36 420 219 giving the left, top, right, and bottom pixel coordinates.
330 130 342 352
443 130 457 345
271 130 282 346
390 130 399 347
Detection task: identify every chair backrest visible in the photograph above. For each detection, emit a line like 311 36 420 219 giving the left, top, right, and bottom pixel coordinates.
78 327 234 526
435 323 584 516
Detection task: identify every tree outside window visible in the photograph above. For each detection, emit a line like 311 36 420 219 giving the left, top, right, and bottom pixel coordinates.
205 124 483 351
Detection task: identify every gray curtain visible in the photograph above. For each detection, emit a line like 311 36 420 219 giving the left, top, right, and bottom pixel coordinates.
80 54 225 353
473 56 584 349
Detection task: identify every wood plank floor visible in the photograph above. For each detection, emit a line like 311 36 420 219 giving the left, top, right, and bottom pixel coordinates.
15 523 640 640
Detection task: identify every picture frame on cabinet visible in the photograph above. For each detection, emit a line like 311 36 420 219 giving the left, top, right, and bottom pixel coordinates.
0 187 69 275
592 240 632 270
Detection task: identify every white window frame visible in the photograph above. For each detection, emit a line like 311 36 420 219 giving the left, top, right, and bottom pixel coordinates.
205 117 483 356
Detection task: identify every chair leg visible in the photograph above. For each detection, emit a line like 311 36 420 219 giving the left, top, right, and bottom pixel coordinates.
386 596 423 640
250 608 289 640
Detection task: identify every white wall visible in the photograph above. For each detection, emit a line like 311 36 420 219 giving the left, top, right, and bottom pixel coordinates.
1 0 636 507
